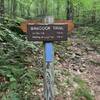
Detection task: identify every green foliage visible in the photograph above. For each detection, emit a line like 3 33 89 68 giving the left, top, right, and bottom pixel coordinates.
1 91 20 100
73 76 94 100
77 27 100 53
0 0 100 99
73 76 86 87
0 23 40 99
4 0 100 22
73 88 94 100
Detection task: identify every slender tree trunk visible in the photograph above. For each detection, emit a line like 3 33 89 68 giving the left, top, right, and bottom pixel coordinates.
76 5 79 19
43 0 48 16
39 0 44 17
92 2 96 24
66 0 73 20
12 0 17 18
0 0 4 23
20 3 24 17
7 0 10 15
56 0 60 18
27 7 31 17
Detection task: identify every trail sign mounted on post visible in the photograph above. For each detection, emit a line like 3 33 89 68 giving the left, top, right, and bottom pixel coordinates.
26 19 68 100
19 16 74 100
27 24 67 41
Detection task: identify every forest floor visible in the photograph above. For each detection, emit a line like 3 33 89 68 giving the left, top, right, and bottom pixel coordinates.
55 34 100 100
34 33 100 100
0 24 100 100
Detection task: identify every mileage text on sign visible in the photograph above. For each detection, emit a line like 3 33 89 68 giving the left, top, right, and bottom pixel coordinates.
27 24 67 41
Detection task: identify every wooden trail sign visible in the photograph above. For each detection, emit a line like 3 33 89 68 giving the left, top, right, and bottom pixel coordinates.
19 20 74 33
27 24 67 41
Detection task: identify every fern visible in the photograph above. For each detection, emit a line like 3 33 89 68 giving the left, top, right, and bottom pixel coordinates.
0 25 40 99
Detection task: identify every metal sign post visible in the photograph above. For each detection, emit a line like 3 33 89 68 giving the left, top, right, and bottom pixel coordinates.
44 16 54 100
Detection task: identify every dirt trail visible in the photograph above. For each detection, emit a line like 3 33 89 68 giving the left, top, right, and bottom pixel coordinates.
65 35 99 100
55 34 100 100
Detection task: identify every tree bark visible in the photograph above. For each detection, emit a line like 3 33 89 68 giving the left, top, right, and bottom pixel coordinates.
0 0 4 23
12 0 17 18
92 1 96 24
66 0 74 20
56 0 60 18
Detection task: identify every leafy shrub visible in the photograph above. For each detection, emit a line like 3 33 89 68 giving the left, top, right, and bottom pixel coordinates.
77 27 100 53
0 24 41 99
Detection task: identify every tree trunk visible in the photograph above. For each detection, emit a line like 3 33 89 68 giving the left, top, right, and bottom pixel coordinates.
66 0 73 20
0 0 4 23
12 0 17 18
56 0 60 18
92 1 96 24
7 0 10 15
27 7 31 18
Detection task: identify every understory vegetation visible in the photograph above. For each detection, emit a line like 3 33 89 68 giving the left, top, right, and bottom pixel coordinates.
0 20 43 99
1 18 100 100
77 26 100 53
0 0 100 100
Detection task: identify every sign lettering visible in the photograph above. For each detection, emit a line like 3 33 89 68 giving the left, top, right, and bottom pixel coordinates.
27 24 67 41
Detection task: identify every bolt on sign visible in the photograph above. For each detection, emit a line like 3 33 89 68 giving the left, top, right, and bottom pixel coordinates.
27 23 68 41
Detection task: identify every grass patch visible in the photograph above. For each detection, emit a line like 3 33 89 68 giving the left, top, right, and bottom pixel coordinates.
73 88 94 100
73 76 86 87
73 76 94 100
